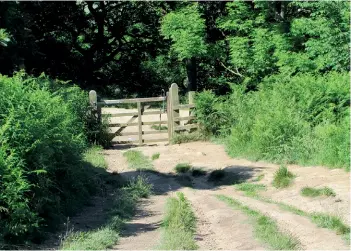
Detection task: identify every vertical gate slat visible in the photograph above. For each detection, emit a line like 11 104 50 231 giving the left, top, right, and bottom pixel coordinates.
137 102 143 145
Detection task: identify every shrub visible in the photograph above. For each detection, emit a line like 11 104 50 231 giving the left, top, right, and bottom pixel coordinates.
175 163 192 173
0 72 104 245
272 166 295 188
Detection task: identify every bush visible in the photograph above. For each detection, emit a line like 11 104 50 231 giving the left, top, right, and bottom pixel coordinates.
0 72 105 246
195 72 349 170
272 166 295 188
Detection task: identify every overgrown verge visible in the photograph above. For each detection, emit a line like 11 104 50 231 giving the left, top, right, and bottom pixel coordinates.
0 72 110 248
216 195 300 250
61 176 153 250
157 192 198 250
195 72 350 171
234 183 350 243
123 150 154 170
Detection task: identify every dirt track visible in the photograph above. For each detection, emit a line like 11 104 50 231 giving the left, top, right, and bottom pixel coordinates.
104 141 350 250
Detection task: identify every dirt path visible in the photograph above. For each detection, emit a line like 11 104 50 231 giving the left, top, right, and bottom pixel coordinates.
104 142 350 250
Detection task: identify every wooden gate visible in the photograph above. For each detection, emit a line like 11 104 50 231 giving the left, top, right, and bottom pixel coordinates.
89 83 198 145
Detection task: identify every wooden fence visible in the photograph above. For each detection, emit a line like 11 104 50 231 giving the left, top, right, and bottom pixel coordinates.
89 83 198 145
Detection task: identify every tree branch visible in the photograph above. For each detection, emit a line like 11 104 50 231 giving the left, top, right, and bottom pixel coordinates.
219 61 243 77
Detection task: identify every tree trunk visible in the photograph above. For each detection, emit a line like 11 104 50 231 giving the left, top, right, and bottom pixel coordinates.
185 57 197 92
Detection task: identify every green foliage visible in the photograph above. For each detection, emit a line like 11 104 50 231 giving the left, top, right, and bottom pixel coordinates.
0 29 10 47
0 73 111 246
123 150 154 171
272 166 295 188
235 183 266 196
174 163 192 174
300 187 336 198
83 146 108 169
158 192 197 250
217 195 300 250
151 153 160 160
311 213 350 238
161 4 207 60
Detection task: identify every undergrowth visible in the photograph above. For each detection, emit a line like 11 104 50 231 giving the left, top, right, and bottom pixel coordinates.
123 150 154 170
217 195 300 250
157 192 197 250
172 131 207 144
175 163 192 173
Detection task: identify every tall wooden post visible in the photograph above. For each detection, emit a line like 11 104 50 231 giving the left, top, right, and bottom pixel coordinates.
89 90 101 123
137 102 143 145
168 83 179 142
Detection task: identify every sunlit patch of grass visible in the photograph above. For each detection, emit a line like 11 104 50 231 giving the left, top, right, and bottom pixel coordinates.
235 182 266 196
272 166 295 188
83 145 108 169
300 186 336 197
175 163 192 173
151 152 160 160
123 150 153 170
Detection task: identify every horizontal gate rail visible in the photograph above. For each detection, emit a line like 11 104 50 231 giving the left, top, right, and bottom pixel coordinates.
98 96 166 105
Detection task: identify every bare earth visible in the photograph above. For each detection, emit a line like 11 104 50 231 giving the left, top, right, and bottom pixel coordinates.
104 141 350 250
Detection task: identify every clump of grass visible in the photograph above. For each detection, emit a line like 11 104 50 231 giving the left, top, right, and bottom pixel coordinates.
235 182 266 196
158 192 198 250
311 213 350 237
172 132 207 144
123 150 153 170
83 145 108 169
208 169 226 182
253 173 265 182
272 165 295 188
175 163 192 173
151 152 160 160
62 175 152 250
151 124 168 131
300 186 336 197
217 195 300 250
191 168 207 177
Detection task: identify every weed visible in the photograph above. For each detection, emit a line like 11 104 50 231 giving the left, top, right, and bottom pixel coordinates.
172 132 207 144
151 124 168 131
175 163 192 173
217 195 300 250
253 174 265 182
300 187 336 197
151 152 160 160
191 168 207 177
235 183 266 196
123 150 153 170
272 166 295 188
158 192 197 250
83 145 108 169
124 175 153 199
208 169 226 182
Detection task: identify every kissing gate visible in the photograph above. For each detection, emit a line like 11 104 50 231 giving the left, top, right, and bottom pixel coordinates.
89 83 198 145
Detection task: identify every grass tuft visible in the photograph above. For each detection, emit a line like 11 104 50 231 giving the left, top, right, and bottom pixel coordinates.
175 163 192 173
300 186 336 197
235 182 266 196
158 192 197 250
151 152 160 160
172 132 207 144
311 213 350 236
123 150 154 170
191 167 207 177
83 145 108 169
272 165 295 188
208 169 226 182
253 174 265 182
217 195 300 250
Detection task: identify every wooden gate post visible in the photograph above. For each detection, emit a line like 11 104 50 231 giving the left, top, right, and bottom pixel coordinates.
168 83 179 143
89 90 101 122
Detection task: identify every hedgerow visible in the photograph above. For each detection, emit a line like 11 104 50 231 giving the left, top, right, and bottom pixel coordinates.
0 72 107 247
195 72 349 171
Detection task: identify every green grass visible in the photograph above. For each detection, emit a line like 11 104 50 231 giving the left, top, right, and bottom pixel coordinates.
253 174 265 182
216 195 300 250
151 124 168 131
235 183 266 196
272 166 295 188
236 189 350 244
207 169 226 182
123 150 154 170
83 145 108 169
191 168 207 177
300 186 336 197
175 163 192 173
61 175 152 250
151 152 160 160
157 192 197 250
172 132 207 144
